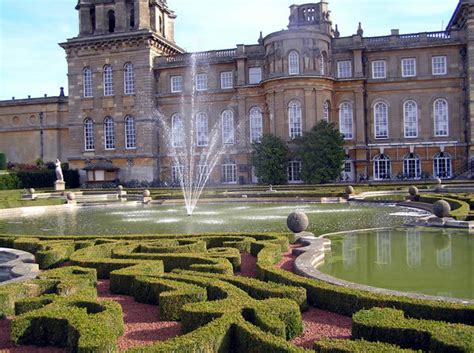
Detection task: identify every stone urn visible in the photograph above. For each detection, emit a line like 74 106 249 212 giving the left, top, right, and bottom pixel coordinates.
287 211 309 233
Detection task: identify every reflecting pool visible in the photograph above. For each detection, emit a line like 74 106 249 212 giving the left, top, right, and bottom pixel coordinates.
318 228 474 300
0 202 428 236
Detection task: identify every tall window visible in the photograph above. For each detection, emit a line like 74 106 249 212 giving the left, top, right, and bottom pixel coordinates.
434 152 452 179
374 154 391 180
196 73 208 91
374 102 388 139
103 65 114 96
339 102 353 139
432 56 447 75
288 100 302 139
249 67 262 84
404 100 418 138
104 117 115 150
402 58 416 77
250 107 263 143
372 60 386 79
337 61 352 78
196 112 209 146
171 114 185 147
172 165 184 184
320 54 326 76
125 115 136 149
221 110 235 144
288 159 302 183
171 76 183 93
403 153 421 179
84 118 94 151
83 67 93 98
288 51 300 75
222 163 237 183
220 71 233 89
323 101 330 122
124 63 135 95
197 164 210 182
434 99 449 137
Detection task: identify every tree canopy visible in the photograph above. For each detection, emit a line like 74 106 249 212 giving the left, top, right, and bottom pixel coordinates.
294 121 346 184
251 134 289 185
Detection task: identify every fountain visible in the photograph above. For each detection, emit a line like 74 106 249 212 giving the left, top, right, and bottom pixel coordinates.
155 55 238 216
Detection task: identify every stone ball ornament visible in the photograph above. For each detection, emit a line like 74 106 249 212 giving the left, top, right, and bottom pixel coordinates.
287 211 309 233
435 177 442 185
345 186 354 195
433 200 451 218
29 188 35 194
118 185 124 191
408 186 419 197
143 189 151 197
66 192 76 201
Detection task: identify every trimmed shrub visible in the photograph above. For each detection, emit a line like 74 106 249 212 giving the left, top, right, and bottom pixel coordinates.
352 307 474 352
0 173 20 190
0 153 6 170
314 338 419 352
110 262 165 295
419 194 470 220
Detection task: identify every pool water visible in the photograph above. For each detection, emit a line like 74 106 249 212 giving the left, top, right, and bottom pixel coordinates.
318 228 474 300
0 202 427 236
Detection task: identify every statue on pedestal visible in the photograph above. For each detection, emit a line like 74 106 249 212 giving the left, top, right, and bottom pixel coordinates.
55 159 64 182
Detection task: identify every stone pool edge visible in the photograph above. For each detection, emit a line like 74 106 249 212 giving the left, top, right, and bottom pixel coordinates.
0 248 39 285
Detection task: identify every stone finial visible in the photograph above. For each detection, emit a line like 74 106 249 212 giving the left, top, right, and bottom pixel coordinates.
435 177 442 185
258 31 264 45
66 192 76 201
408 186 419 197
334 24 340 38
287 211 309 233
143 189 151 198
433 200 451 219
357 22 364 37
29 188 36 194
59 87 65 97
118 185 124 191
345 185 355 196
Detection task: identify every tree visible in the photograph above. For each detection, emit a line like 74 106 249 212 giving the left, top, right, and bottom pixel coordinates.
295 121 346 184
251 134 289 185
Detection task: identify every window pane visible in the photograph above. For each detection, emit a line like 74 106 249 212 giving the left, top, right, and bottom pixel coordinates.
196 74 208 91
402 58 416 77
289 51 300 75
83 67 93 98
220 71 233 89
171 76 183 93
337 61 352 78
84 119 94 151
249 67 262 84
125 116 136 149
104 117 115 149
222 110 234 144
172 114 185 147
103 65 114 96
196 113 209 146
288 100 302 139
372 60 386 79
434 99 449 136
124 63 135 95
432 56 447 75
374 102 388 139
404 101 418 138
250 107 263 143
339 103 353 139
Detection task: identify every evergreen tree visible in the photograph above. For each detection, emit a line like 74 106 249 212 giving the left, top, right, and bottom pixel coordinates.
295 121 345 184
251 134 289 185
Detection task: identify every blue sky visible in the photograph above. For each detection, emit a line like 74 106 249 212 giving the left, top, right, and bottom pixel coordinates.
0 0 459 100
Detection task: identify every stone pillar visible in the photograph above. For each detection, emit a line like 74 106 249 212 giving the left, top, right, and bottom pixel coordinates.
115 0 127 32
135 0 151 30
95 4 106 35
304 88 316 130
354 87 366 144
79 5 93 35
236 45 246 86
353 49 364 78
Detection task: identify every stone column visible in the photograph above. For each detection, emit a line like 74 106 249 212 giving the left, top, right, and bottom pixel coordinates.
236 45 246 86
115 0 127 32
95 4 105 35
79 5 93 35
135 0 151 30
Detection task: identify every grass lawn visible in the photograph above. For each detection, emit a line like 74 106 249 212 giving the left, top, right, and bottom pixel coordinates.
0 190 64 209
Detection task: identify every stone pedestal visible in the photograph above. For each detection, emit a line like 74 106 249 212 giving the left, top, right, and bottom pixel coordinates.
55 181 66 191
142 197 152 204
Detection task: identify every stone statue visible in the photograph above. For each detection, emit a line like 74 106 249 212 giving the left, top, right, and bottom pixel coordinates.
55 159 64 182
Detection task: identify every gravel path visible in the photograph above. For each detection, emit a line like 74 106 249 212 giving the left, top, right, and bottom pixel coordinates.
234 252 257 278
274 243 352 348
97 280 181 352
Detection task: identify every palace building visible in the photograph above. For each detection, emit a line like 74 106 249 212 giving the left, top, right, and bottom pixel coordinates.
1 0 474 184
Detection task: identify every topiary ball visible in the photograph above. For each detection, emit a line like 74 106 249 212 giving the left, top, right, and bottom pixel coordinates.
143 189 151 197
66 192 76 201
345 186 355 195
29 188 35 194
287 211 309 233
408 186 419 197
433 200 451 218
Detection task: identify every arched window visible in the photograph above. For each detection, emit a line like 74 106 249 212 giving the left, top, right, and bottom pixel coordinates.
323 101 331 122
374 154 391 180
221 110 234 145
288 100 302 139
108 10 115 33
83 67 93 98
320 55 325 76
288 51 300 75
103 65 113 96
249 107 263 143
339 102 353 139
123 63 135 95
404 100 418 138
433 152 452 179
104 117 115 150
434 99 449 137
125 115 136 149
403 153 421 179
171 114 184 147
288 159 302 183
196 112 209 147
84 118 95 151
128 5 135 30
374 102 388 139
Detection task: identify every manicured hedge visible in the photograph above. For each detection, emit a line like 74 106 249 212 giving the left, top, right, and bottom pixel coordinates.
0 173 20 190
314 338 419 352
0 153 6 170
419 194 470 220
352 307 474 352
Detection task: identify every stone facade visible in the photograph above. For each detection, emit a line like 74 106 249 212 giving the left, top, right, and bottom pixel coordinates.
0 0 473 184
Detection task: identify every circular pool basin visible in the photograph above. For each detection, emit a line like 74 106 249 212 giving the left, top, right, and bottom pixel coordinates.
0 202 428 236
317 228 473 300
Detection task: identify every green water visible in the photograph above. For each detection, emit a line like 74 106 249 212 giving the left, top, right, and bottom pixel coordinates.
0 202 426 236
318 228 474 300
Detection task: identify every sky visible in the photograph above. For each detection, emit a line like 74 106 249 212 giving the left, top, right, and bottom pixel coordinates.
0 0 460 100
